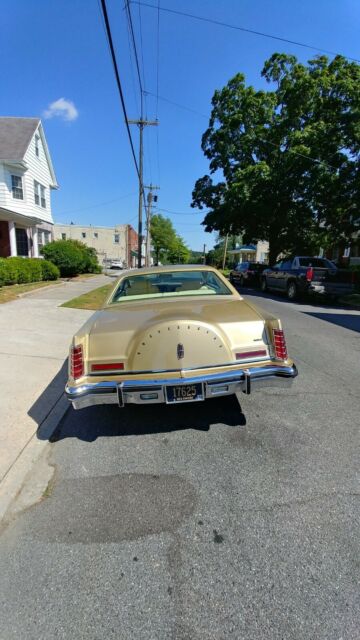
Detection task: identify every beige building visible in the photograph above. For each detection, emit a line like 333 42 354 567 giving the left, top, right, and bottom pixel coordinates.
53 223 138 267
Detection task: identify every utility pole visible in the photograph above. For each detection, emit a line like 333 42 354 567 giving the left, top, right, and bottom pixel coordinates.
144 184 160 267
203 244 206 265
127 119 158 267
222 233 229 270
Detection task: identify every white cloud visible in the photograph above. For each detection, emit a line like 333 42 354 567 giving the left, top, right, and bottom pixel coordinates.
43 97 79 122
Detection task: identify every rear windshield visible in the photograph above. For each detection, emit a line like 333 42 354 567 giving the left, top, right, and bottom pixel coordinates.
299 258 335 268
111 270 231 303
249 263 264 270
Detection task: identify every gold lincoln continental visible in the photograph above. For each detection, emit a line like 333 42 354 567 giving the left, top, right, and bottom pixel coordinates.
66 265 297 410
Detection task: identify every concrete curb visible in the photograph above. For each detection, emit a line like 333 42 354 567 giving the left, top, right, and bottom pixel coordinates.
17 281 65 299
0 394 69 523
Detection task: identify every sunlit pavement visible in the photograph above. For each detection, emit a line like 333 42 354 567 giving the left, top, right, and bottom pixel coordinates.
0 291 359 639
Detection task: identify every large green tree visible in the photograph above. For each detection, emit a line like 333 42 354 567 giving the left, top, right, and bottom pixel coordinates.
192 54 360 264
150 214 190 264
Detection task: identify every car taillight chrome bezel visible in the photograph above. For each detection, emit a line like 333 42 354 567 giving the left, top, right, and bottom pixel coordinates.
272 328 288 360
71 345 84 380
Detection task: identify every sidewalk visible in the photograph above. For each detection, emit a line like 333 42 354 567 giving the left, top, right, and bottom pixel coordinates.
0 275 109 499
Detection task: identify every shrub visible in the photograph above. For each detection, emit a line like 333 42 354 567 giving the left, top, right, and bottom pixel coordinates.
40 260 60 281
0 257 59 287
41 239 100 277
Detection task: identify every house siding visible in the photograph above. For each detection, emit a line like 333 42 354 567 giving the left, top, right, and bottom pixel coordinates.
0 125 54 224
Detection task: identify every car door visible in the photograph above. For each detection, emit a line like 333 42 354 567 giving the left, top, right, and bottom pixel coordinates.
266 261 283 289
233 263 245 284
275 259 294 290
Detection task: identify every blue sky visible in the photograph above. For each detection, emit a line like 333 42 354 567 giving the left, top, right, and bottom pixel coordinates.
1 0 359 251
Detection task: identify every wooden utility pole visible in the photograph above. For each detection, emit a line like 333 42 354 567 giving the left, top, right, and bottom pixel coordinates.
144 184 160 267
222 233 229 270
203 244 206 265
127 119 158 267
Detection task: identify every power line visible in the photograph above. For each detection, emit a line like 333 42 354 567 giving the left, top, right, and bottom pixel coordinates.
56 192 137 216
145 90 207 118
125 0 144 115
99 0 141 182
132 1 360 63
160 207 202 216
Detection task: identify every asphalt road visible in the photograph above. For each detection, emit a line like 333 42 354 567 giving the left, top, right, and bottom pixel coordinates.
0 291 359 640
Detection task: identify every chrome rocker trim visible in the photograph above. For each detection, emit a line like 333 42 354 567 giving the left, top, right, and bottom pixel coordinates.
65 363 298 410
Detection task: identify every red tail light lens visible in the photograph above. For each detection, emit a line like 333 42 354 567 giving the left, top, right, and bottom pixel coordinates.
273 329 288 360
306 267 314 282
71 345 84 379
91 362 124 372
236 350 267 360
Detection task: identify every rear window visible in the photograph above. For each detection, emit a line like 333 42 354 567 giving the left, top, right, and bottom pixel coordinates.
249 263 264 270
299 258 335 268
111 270 232 303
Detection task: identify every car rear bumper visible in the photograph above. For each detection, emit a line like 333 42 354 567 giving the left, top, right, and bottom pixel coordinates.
65 363 298 410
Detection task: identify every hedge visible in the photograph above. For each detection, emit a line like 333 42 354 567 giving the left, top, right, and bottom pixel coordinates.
41 239 101 277
0 257 60 286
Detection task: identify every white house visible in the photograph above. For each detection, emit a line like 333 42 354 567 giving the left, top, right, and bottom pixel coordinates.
0 117 58 258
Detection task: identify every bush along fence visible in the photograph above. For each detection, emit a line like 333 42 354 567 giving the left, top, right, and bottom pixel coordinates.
0 257 60 286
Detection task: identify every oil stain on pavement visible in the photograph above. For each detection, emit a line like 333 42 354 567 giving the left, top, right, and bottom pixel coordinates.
12 473 197 544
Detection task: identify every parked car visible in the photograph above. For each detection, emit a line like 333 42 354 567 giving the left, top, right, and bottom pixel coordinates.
65 265 297 410
261 256 357 300
230 262 267 288
104 261 124 277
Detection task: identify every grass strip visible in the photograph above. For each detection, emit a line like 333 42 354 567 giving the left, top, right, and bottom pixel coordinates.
61 284 113 310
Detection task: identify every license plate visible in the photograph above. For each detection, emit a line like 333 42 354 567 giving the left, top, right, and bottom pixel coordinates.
166 383 204 404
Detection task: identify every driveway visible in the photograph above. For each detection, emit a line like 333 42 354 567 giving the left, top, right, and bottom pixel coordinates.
0 292 359 639
0 275 109 485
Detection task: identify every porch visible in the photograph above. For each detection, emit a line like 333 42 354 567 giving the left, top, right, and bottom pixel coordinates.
0 208 51 258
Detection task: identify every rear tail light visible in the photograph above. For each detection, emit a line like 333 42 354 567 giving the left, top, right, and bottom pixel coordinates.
71 345 84 379
236 350 267 360
91 362 124 372
273 329 288 360
306 267 314 282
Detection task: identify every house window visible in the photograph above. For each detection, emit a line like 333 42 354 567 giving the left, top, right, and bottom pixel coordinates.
114 234 119 244
11 175 23 200
34 181 46 208
44 231 51 244
35 135 40 158
94 232 98 239
37 230 44 251
82 232 86 239
62 233 66 240
16 228 28 256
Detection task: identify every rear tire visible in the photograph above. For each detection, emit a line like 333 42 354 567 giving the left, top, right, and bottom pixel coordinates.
261 277 268 292
287 281 298 300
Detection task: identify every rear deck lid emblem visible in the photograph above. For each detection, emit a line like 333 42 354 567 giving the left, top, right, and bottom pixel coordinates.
177 343 184 359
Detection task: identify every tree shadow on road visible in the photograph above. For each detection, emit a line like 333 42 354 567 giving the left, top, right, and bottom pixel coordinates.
47 394 246 443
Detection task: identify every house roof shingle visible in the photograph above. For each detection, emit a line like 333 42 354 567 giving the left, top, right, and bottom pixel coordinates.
0 117 40 161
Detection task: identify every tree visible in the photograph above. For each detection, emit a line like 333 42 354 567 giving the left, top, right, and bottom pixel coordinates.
192 54 360 264
150 214 190 264
41 239 101 276
207 234 242 268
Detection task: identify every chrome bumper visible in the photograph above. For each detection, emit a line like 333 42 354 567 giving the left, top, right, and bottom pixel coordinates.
65 363 298 410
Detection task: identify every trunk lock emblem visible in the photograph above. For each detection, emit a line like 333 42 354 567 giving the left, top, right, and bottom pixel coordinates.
177 343 185 360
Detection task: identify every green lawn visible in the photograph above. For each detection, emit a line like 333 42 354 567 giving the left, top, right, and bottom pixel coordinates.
0 280 61 304
61 284 113 310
